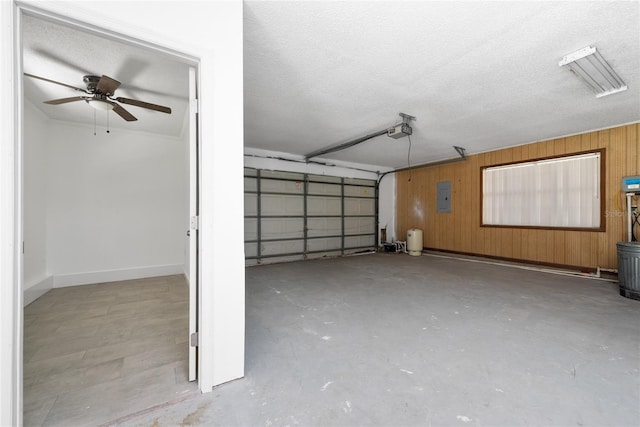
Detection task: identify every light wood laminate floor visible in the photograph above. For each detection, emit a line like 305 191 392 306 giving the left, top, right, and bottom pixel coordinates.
23 275 198 426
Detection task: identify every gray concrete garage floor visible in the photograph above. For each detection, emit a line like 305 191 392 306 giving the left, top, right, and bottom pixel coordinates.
114 252 639 426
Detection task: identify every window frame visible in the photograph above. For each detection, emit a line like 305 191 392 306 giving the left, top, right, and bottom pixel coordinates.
480 149 606 232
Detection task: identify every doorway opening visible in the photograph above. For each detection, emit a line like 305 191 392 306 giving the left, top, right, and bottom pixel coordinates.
19 7 201 425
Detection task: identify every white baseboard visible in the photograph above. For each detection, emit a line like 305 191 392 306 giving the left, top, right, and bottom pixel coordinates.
53 264 185 288
24 275 54 306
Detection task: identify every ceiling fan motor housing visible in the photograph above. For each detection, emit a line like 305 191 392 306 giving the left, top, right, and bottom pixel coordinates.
83 75 101 93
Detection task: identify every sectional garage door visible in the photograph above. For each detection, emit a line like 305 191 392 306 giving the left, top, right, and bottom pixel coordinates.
244 168 377 265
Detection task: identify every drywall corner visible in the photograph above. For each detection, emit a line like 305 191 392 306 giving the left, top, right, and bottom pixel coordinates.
378 172 396 243
23 276 53 306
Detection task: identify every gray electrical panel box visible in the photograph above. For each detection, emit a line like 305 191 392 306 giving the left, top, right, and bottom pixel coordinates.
622 176 640 193
437 181 451 213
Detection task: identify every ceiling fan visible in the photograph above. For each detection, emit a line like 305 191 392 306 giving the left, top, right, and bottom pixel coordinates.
24 73 171 122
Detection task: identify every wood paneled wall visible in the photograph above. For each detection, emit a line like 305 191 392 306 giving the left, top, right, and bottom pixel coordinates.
396 123 640 269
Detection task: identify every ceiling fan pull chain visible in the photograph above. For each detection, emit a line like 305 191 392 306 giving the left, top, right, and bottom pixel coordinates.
93 108 97 136
107 110 110 134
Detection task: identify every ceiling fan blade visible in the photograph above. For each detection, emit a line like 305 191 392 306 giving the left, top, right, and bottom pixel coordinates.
97 75 121 96
115 97 171 114
44 96 87 105
112 103 137 122
24 73 87 93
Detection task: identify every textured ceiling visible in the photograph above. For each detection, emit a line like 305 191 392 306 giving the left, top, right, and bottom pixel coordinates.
22 14 189 138
21 2 640 168
244 1 640 169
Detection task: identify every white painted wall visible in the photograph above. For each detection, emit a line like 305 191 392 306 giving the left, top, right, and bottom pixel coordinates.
245 148 396 245
23 101 189 297
378 172 396 243
45 120 187 286
23 101 52 304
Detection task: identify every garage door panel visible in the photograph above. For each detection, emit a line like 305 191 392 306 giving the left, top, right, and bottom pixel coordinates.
308 196 341 215
245 242 258 258
261 239 304 256
307 237 342 252
345 235 375 249
245 218 258 241
344 185 374 198
344 177 372 186
261 194 304 215
261 178 304 194
261 170 304 181
307 217 341 237
245 170 376 264
308 182 341 196
245 177 257 192
308 174 341 184
344 198 375 215
261 218 304 239
245 193 258 216
344 217 375 235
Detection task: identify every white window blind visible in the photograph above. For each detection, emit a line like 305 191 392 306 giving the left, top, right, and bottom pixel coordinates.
482 152 601 228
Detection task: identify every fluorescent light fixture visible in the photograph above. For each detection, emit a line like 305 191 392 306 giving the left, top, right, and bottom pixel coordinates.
86 99 114 111
559 46 627 98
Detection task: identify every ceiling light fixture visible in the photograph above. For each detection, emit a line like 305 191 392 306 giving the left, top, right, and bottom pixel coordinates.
559 46 627 98
86 98 114 111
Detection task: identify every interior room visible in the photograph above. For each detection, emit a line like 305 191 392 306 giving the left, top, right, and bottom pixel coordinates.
20 13 199 426
2 1 639 426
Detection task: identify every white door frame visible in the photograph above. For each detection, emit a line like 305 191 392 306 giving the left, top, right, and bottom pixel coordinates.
188 66 199 382
3 3 205 424
0 2 22 424
2 2 245 424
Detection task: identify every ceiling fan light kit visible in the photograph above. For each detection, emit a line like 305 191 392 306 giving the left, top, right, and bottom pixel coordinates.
86 98 114 111
559 46 627 98
24 73 172 123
